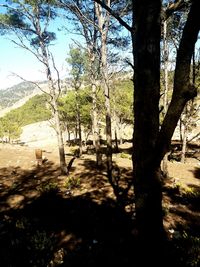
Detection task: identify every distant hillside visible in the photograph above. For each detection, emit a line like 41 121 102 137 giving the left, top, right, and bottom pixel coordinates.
0 81 51 117
0 78 71 117
0 93 52 126
0 82 41 109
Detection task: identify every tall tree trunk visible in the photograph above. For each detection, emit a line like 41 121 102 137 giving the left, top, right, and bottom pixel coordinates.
92 82 102 166
181 117 188 163
155 0 199 164
181 51 197 163
113 97 119 152
118 119 123 145
96 1 112 180
40 42 66 173
65 1 102 166
162 19 169 178
133 0 164 242
102 37 113 181
52 94 67 172
67 128 70 143
75 88 82 157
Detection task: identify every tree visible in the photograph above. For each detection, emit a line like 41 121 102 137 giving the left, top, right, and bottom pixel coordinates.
57 0 103 166
59 87 93 144
67 46 86 156
59 91 77 141
0 116 22 142
95 0 200 250
0 0 68 173
58 0 131 170
111 78 133 146
94 0 114 183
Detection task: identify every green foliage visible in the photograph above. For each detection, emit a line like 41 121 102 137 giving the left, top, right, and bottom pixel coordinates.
0 0 57 53
0 116 22 141
173 231 200 267
59 87 92 132
8 94 51 126
58 91 77 132
119 152 131 159
69 146 79 155
37 182 58 194
0 11 27 31
67 46 86 82
29 230 53 252
111 79 133 124
31 31 56 47
18 94 51 125
64 176 81 190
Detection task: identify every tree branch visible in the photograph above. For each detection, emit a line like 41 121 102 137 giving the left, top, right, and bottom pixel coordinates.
10 72 50 97
49 51 62 98
94 0 132 32
155 0 200 166
164 0 190 20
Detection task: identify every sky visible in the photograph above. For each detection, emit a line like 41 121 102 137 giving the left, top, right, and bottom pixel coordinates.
0 4 80 90
0 2 199 91
0 31 76 90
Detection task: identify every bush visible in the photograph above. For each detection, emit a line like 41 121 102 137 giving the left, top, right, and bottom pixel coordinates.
64 176 81 190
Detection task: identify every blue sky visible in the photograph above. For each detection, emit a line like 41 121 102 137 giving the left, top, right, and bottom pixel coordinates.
0 2 199 90
0 3 81 90
0 26 78 90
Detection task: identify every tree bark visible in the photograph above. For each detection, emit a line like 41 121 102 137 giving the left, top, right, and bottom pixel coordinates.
92 82 102 166
162 19 169 178
181 120 187 163
75 87 82 157
155 0 199 164
95 1 112 179
38 34 66 174
133 0 163 241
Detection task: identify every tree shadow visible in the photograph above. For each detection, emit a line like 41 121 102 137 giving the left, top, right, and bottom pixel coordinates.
164 181 200 234
0 162 136 267
163 175 200 267
192 167 200 179
1 159 198 266
76 158 134 209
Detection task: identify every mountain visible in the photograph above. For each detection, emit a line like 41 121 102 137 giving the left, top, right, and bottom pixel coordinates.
0 81 47 109
0 78 71 118
0 81 50 117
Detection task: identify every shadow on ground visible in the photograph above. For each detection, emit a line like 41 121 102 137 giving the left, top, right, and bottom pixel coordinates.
0 159 199 267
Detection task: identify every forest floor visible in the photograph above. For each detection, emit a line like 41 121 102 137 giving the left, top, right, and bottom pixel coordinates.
0 142 199 267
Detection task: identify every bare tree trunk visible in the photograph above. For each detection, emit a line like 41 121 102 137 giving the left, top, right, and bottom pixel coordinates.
181 51 197 163
181 120 188 163
133 1 164 243
118 120 123 145
40 43 66 173
75 88 82 157
162 19 169 178
63 1 102 165
181 100 196 163
114 129 118 152
179 119 183 142
163 20 169 115
113 96 119 152
92 82 102 165
53 98 67 172
96 1 112 180
67 128 70 143
103 42 113 181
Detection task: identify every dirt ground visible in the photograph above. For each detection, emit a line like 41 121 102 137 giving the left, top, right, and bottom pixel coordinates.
0 142 199 267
